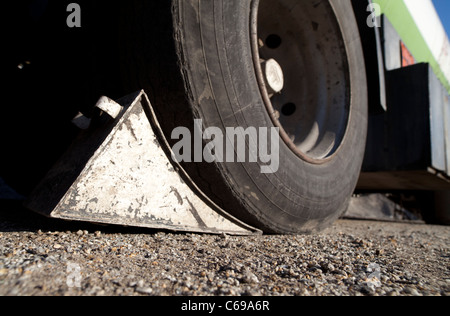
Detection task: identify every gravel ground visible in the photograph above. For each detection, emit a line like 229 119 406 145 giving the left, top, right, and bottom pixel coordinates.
0 202 449 296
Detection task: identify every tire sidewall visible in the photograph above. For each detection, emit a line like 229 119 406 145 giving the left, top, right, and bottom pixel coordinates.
176 0 368 233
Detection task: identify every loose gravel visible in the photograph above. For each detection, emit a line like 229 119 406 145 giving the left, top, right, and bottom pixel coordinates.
0 203 449 296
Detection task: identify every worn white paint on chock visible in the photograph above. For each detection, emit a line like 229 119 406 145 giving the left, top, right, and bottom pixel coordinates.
27 91 258 235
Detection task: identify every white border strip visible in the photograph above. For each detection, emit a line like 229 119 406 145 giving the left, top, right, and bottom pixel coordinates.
404 0 450 86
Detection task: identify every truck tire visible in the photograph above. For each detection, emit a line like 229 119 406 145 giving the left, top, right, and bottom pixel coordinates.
125 0 368 234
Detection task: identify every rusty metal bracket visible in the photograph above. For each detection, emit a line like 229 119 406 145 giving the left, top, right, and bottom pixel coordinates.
25 91 261 235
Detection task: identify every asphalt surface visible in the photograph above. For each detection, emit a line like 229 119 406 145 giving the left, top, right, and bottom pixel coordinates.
0 201 449 296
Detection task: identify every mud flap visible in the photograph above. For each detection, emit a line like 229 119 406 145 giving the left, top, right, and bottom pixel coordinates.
25 91 261 235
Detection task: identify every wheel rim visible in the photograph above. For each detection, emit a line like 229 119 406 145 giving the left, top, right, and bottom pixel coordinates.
251 0 351 163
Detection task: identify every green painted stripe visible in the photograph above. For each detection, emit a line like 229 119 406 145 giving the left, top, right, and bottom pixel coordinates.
373 0 450 93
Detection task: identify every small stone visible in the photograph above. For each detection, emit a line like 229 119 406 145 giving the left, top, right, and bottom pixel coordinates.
242 270 259 284
135 287 153 295
403 287 421 296
324 263 335 272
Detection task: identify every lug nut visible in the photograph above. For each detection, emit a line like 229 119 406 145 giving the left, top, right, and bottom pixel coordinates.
261 59 284 95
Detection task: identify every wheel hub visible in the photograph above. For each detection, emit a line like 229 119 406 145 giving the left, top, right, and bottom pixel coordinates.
250 0 351 163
